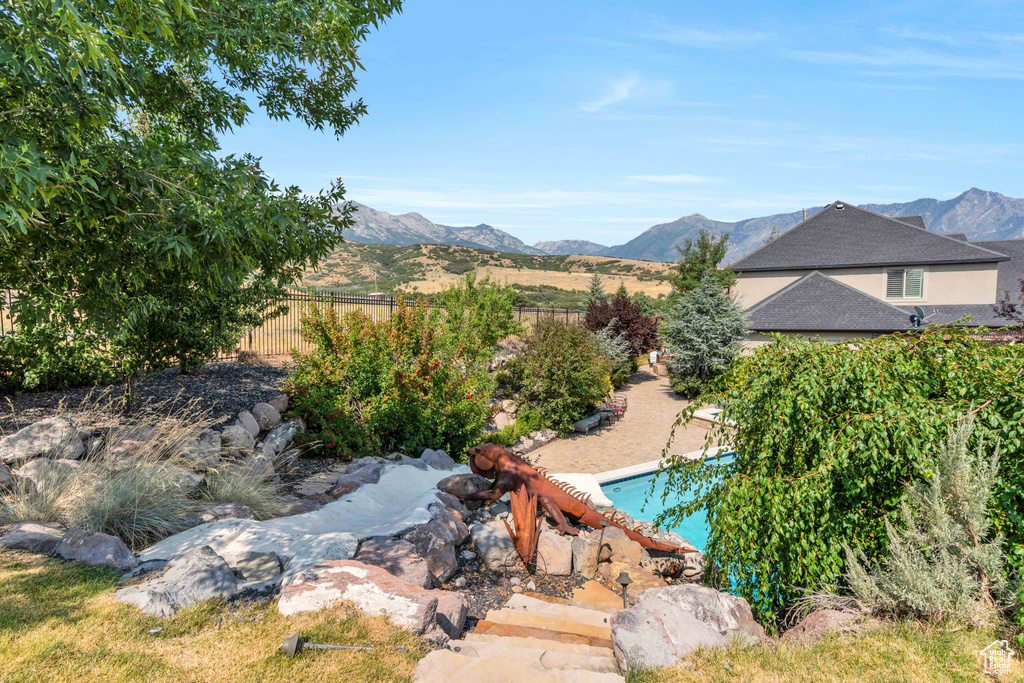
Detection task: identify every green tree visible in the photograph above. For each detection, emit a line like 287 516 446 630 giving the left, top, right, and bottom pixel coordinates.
437 272 522 360
0 0 401 400
614 282 629 299
586 272 607 305
653 326 1024 627
661 274 746 381
668 228 737 293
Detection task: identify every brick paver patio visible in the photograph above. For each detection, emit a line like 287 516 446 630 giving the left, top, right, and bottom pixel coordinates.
530 365 714 475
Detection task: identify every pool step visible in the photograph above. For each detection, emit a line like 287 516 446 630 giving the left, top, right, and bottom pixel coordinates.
503 594 615 628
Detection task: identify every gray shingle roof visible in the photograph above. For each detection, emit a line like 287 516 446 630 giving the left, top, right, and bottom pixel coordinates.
732 202 1009 272
892 215 927 229
897 305 1008 328
973 239 1024 299
744 271 914 332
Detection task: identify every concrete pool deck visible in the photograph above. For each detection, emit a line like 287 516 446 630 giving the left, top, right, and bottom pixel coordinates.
530 365 721 476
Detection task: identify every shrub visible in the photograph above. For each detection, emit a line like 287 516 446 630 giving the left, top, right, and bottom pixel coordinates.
655 325 1024 627
511 317 612 434
594 321 637 388
584 295 659 357
0 322 117 393
668 371 716 399
286 300 494 459
844 415 1006 623
481 409 547 447
437 272 522 360
661 273 746 384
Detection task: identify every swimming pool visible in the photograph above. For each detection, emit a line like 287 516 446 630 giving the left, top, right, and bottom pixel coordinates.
599 452 734 552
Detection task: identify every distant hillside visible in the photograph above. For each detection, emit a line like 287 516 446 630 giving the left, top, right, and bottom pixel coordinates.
605 188 1024 264
533 239 610 256
342 202 545 255
342 189 1024 266
302 243 674 307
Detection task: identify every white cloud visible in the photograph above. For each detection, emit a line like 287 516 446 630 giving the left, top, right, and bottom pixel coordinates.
581 75 641 112
642 19 769 47
627 174 719 184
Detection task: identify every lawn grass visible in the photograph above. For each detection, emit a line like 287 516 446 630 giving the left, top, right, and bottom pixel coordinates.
0 550 425 683
3 549 1020 682
628 623 1023 683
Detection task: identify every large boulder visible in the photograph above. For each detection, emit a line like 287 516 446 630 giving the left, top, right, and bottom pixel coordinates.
261 421 302 456
781 609 879 644
0 462 10 490
470 520 519 570
114 545 239 617
235 411 260 439
354 536 431 589
250 402 282 432
0 521 66 555
403 518 460 584
436 473 492 510
55 529 138 572
267 393 289 414
13 458 83 494
571 534 599 578
278 560 439 635
428 591 469 642
535 530 572 575
598 526 647 565
220 425 254 452
0 417 85 465
328 458 386 499
277 495 321 517
421 448 456 471
494 412 515 431
610 585 764 670
224 550 282 583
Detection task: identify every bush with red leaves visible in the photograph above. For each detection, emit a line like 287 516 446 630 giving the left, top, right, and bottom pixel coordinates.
584 295 659 357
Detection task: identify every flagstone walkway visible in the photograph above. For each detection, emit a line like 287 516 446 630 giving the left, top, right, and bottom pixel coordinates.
531 365 714 475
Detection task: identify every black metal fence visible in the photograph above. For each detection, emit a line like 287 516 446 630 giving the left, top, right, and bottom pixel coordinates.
224 292 582 361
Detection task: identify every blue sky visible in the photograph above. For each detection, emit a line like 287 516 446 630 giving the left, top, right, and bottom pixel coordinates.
220 0 1024 246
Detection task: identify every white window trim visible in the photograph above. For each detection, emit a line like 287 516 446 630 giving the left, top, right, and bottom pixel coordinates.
883 266 927 301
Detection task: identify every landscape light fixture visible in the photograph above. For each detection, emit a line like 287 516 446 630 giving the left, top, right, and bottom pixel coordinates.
281 631 409 658
615 571 633 609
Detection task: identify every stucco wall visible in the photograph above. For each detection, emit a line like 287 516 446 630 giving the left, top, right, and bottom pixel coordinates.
732 262 999 308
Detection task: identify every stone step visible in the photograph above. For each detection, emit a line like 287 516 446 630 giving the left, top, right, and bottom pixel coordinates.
505 594 615 628
445 639 618 673
484 608 613 641
473 620 614 650
523 591 619 616
571 580 624 610
412 649 625 682
464 632 614 659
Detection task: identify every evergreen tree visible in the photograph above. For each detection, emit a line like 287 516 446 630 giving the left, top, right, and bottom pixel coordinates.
669 228 738 293
661 273 746 380
586 273 607 305
614 282 629 299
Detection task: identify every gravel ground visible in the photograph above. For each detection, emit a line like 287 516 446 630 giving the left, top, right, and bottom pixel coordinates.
0 361 287 433
438 553 589 631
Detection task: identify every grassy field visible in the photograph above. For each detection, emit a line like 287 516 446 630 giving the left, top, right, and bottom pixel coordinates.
2 550 1020 683
301 243 675 305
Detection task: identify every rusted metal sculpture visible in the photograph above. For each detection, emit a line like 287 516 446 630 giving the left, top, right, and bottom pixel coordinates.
502 485 542 566
461 443 698 555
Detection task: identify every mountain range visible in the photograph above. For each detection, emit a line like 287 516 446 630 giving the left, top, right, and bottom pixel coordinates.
343 188 1024 264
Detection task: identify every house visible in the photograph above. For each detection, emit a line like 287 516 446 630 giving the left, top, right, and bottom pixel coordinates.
730 201 1024 346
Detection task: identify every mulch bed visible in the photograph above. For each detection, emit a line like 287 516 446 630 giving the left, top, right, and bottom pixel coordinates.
1 361 287 434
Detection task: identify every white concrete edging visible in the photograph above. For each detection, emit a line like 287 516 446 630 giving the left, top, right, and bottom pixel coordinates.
593 446 731 485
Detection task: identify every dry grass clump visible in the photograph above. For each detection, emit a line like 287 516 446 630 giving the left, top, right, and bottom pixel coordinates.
201 459 284 521
1 396 284 549
236 348 270 365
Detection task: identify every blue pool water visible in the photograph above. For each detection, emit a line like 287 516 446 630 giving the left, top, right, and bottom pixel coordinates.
599 453 734 552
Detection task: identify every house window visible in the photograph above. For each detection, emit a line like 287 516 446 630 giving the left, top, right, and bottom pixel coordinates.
886 268 924 299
